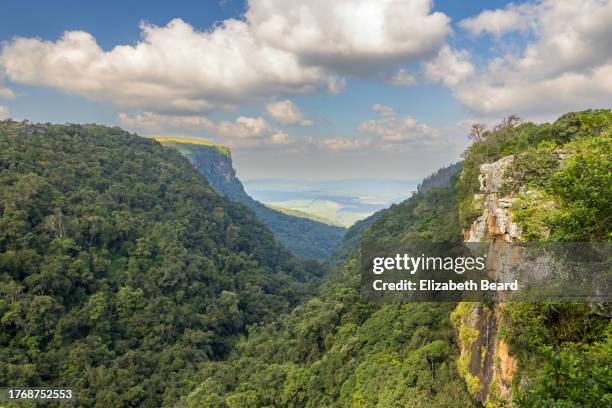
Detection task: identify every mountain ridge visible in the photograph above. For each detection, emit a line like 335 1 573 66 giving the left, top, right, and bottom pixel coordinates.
0 121 320 407
155 137 346 260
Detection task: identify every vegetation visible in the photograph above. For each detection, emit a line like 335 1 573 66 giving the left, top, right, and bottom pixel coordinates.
183 182 475 407
157 138 346 260
0 121 320 407
451 303 482 396
326 208 386 268
418 162 462 194
265 204 343 227
458 109 611 230
502 134 611 241
153 137 231 157
459 109 611 406
1 109 609 407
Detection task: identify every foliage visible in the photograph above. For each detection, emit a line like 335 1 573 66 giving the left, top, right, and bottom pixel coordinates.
516 341 611 407
326 208 386 268
153 137 231 157
158 138 346 260
0 121 318 407
458 109 611 229
546 135 612 241
457 109 611 407
498 144 559 196
450 303 482 396
183 184 475 407
418 162 462 194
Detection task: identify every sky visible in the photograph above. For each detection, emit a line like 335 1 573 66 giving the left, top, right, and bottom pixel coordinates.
0 0 610 181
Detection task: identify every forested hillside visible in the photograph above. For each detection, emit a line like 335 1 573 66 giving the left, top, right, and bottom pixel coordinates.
156 138 346 260
455 109 611 406
0 109 608 408
0 122 319 407
417 162 462 194
327 162 462 268
183 179 475 407
183 109 610 407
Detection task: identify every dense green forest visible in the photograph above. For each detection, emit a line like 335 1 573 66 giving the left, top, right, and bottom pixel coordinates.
183 109 610 407
0 109 609 407
183 175 475 407
457 109 611 407
0 122 322 407
156 138 346 260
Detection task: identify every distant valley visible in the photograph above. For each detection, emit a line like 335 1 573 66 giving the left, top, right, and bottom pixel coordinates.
155 137 346 259
243 178 418 226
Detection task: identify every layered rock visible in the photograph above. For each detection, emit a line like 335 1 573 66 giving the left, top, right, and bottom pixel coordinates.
466 155 522 243
457 155 521 407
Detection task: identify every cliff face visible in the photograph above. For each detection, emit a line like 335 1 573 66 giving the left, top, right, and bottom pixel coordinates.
465 155 521 243
180 142 253 204
156 138 346 260
456 155 522 407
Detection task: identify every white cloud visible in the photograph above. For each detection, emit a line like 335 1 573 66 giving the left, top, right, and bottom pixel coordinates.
319 137 371 151
269 131 293 145
453 0 612 117
459 2 537 37
326 76 347 95
0 71 15 99
247 0 451 75
386 68 416 86
358 104 440 145
0 0 452 113
423 45 474 87
118 111 278 147
0 105 9 119
371 104 396 118
1 19 323 113
119 111 305 149
266 99 313 126
0 87 14 99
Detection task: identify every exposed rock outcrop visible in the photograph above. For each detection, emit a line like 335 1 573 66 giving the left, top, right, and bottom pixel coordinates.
466 155 522 243
155 137 346 259
457 155 521 407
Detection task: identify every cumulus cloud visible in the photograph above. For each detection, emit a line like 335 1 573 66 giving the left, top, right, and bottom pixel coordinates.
319 137 371 151
423 45 474 87
0 105 9 119
247 0 450 75
386 68 416 86
119 112 269 138
270 131 293 145
358 104 440 145
371 104 396 118
117 111 287 149
266 99 314 126
454 0 612 116
459 2 538 37
0 19 323 113
0 0 451 113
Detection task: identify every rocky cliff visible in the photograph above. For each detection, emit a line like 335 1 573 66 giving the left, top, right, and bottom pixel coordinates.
455 155 523 407
155 137 346 260
465 155 522 243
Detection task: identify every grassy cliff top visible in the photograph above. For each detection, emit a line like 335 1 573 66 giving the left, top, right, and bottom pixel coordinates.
265 204 345 227
153 136 231 157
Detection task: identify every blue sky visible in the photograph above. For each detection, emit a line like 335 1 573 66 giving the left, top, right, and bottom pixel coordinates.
0 0 610 180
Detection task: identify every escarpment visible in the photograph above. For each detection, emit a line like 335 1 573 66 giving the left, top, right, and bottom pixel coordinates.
155 137 346 259
465 155 521 243
455 155 524 406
